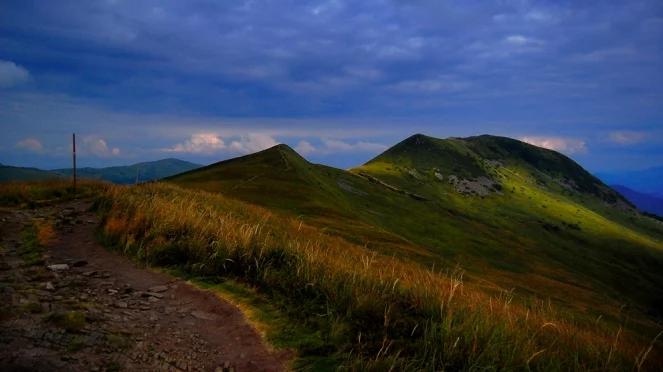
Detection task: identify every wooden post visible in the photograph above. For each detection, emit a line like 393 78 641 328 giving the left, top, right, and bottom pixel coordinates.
72 133 77 194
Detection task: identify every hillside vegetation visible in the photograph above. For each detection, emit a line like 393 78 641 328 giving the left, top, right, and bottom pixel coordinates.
54 158 201 184
170 135 663 328
0 164 61 182
0 158 201 184
5 133 661 369
97 182 662 370
0 179 103 207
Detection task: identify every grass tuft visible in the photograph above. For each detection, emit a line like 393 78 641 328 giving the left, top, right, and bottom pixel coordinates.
95 182 662 371
47 311 87 332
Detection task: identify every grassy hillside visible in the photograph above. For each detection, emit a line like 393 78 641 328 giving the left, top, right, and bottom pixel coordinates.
168 135 663 332
0 179 103 206
55 158 201 184
2 172 661 369
0 164 61 182
168 145 416 253
97 182 662 370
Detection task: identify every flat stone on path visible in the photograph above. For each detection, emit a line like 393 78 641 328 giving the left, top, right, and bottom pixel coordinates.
47 264 70 271
191 311 218 321
116 301 129 309
148 285 168 293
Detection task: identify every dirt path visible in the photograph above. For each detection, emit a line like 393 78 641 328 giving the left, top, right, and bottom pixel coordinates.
0 199 289 371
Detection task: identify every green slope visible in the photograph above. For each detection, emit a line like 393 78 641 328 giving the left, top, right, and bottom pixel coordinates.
168 145 417 251
168 135 663 327
54 158 201 184
0 164 61 182
355 135 663 315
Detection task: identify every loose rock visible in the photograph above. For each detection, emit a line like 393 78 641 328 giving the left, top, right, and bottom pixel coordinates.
48 264 70 271
148 285 168 293
191 311 217 321
116 301 128 309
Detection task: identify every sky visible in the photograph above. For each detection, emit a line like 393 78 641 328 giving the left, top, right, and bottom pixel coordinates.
0 0 662 171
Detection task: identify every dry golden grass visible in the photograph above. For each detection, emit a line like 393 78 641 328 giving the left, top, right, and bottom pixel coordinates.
36 221 56 246
96 182 662 370
0 179 106 207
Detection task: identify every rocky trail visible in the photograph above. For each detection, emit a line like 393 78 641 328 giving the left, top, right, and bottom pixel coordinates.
0 199 289 371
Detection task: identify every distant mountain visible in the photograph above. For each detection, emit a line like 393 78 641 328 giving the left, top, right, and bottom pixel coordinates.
0 164 61 182
169 134 663 320
596 166 663 197
612 185 663 217
54 158 202 184
0 158 201 184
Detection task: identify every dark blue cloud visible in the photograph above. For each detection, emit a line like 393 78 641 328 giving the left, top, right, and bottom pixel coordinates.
0 0 662 170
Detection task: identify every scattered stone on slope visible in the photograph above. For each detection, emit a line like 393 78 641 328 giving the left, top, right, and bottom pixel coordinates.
406 168 423 180
47 264 69 271
337 179 368 196
148 285 168 293
191 311 218 321
483 159 504 168
446 174 501 196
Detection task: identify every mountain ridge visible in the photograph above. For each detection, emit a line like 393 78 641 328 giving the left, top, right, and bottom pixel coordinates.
169 134 663 323
0 158 201 184
596 166 663 196
0 164 61 182
54 157 202 184
363 133 629 205
612 184 663 217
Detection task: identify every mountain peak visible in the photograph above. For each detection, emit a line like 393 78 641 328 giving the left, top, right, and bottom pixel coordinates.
267 143 298 154
363 133 487 178
401 133 436 146
170 143 309 184
361 133 629 205
252 143 306 164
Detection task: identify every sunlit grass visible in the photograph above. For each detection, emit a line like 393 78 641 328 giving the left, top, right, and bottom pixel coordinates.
96 182 662 370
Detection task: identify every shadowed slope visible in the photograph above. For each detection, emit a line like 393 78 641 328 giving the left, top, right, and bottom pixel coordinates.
169 136 663 327
0 164 61 182
169 144 431 256
54 158 201 184
169 144 348 216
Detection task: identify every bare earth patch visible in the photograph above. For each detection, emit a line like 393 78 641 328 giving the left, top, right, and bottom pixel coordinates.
0 199 289 371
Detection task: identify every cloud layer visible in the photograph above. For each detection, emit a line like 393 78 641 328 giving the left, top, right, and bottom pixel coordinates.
168 133 226 154
167 133 278 155
608 131 647 145
0 1 661 170
15 138 43 153
1 1 661 118
0 60 30 88
520 136 587 155
82 136 120 157
296 139 387 155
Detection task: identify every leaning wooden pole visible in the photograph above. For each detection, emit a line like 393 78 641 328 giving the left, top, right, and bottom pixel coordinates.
72 133 77 194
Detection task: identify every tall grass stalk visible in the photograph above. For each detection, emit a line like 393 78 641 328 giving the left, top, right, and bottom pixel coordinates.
96 183 661 370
